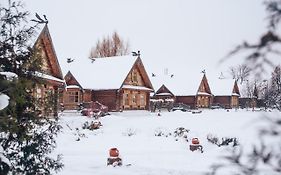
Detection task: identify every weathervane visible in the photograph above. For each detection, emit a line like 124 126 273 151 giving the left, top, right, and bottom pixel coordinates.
67 58 74 63
31 13 48 24
132 50 141 57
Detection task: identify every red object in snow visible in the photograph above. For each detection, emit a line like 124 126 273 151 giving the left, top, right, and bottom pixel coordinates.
109 148 119 157
192 138 200 144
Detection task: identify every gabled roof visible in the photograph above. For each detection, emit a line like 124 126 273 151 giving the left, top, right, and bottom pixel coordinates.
123 57 154 90
155 84 175 96
67 55 153 90
64 71 83 89
150 73 209 96
33 24 64 81
209 78 239 96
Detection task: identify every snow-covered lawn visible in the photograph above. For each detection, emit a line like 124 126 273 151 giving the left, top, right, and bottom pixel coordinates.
54 109 279 175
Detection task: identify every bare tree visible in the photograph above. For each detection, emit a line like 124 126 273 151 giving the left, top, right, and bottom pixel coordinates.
89 31 130 59
222 1 281 77
229 64 251 84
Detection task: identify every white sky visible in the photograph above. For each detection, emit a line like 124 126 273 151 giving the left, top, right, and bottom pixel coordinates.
23 0 268 78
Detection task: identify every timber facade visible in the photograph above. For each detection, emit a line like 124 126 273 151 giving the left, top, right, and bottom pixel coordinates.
32 25 65 116
92 57 153 111
65 55 154 112
213 80 240 109
195 74 212 108
152 74 212 109
175 75 212 109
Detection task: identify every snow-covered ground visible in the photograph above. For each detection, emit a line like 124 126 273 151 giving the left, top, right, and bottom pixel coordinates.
54 109 280 175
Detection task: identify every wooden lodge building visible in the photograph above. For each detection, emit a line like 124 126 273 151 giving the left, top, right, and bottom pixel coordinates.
62 71 92 110
210 78 240 109
151 73 212 109
66 55 154 111
32 24 65 116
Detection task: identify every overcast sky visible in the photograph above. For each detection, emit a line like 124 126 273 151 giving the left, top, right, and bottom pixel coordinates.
23 0 268 77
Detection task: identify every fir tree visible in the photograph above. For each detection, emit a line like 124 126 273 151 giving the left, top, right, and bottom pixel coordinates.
0 0 63 174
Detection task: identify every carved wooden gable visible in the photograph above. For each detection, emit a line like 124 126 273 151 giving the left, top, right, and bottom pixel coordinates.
197 74 211 94
64 71 81 87
33 25 63 80
232 81 240 95
122 58 153 90
155 85 174 96
124 66 145 86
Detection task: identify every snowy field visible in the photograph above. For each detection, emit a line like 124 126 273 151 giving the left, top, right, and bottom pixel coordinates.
54 109 280 175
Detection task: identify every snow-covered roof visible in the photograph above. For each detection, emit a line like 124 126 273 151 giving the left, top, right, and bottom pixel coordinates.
155 92 173 96
66 85 80 89
209 78 237 96
34 71 65 83
0 72 18 81
122 85 153 91
67 55 138 90
150 73 206 96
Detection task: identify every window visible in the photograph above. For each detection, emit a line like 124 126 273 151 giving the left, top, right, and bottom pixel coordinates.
67 91 79 103
140 94 145 106
132 94 137 105
204 97 209 107
124 93 129 105
131 70 138 84
231 96 238 107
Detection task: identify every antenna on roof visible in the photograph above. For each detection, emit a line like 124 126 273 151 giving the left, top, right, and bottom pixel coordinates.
201 69 206 74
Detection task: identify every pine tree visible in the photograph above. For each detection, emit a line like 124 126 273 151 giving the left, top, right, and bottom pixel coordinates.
0 0 63 174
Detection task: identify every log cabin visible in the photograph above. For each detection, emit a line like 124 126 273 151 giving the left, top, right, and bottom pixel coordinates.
67 54 154 111
210 78 240 109
153 84 175 101
151 73 212 109
176 74 212 108
32 24 65 116
62 71 92 110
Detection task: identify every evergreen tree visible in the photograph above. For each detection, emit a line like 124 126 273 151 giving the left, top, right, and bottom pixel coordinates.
0 0 63 174
210 1 281 174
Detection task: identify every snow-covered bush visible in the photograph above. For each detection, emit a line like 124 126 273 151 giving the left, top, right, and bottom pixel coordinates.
154 127 171 137
0 93 9 110
207 134 220 146
122 128 137 137
82 121 102 130
207 134 239 147
174 127 190 141
0 146 10 175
